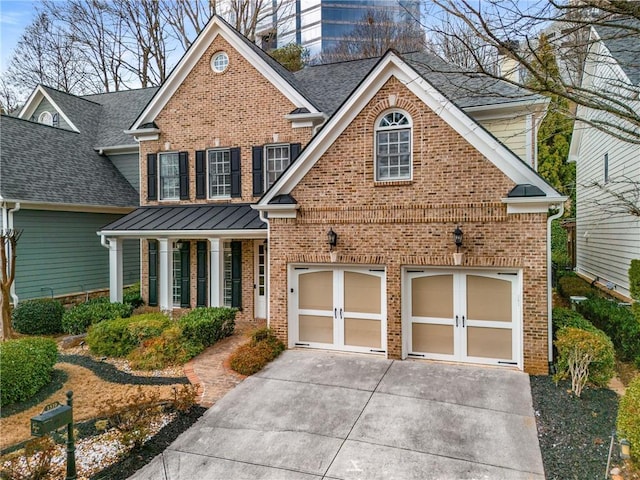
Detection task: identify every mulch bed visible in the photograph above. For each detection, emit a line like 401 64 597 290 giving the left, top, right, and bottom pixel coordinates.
89 406 206 480
531 376 620 480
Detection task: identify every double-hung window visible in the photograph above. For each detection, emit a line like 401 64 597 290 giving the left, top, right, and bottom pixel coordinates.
375 111 412 181
265 144 291 189
208 149 231 198
159 152 180 200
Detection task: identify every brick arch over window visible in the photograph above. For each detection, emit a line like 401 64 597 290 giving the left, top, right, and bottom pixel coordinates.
362 93 425 182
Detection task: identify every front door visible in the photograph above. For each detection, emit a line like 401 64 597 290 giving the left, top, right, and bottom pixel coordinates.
290 266 387 355
404 269 521 368
254 241 267 318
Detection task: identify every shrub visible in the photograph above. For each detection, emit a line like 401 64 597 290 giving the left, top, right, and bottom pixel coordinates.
617 376 640 463
230 328 285 376
62 301 133 334
557 275 596 299
11 298 65 335
629 259 640 301
554 327 615 397
577 297 640 366
178 307 236 348
0 436 56 480
123 282 144 308
552 307 598 336
127 325 203 370
0 337 58 406
86 313 171 357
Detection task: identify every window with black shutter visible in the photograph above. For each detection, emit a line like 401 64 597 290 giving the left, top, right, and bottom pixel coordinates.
180 242 190 307
252 145 264 196
197 241 208 307
231 241 242 308
148 240 158 306
147 154 157 201
196 150 206 199
179 152 189 200
230 147 241 197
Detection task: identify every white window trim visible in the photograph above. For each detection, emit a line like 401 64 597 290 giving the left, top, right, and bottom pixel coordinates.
158 151 180 201
207 147 232 199
264 143 291 191
374 109 413 182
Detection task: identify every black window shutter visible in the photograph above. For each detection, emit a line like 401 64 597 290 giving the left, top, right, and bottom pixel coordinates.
179 151 189 200
231 241 242 308
195 150 206 199
252 146 264 196
148 240 158 306
230 147 241 197
196 241 208 307
180 242 190 308
147 153 157 201
290 142 302 161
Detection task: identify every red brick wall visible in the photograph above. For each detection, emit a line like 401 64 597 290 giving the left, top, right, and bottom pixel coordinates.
267 77 550 374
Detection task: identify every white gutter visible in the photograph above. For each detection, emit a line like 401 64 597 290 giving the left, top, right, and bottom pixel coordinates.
547 202 565 371
7 202 20 306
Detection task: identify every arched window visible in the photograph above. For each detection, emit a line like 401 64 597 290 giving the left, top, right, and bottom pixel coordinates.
38 111 53 126
375 110 412 181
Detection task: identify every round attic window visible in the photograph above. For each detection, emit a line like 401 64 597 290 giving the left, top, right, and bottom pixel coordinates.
211 51 229 73
38 111 53 126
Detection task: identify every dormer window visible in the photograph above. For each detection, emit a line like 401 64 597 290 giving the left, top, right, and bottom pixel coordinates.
375 110 412 181
38 111 53 126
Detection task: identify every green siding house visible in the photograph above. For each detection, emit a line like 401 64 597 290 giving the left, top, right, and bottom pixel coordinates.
0 85 157 303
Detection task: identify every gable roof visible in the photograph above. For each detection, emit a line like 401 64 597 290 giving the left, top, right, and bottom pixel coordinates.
129 14 319 131
18 85 82 133
593 17 640 85
0 115 138 208
293 52 546 116
257 51 563 208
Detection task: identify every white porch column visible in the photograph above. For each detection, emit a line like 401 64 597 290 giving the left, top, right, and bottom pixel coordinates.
209 238 224 307
158 238 173 311
108 238 123 303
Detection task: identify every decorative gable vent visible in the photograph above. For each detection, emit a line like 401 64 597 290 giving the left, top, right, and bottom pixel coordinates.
38 111 53 126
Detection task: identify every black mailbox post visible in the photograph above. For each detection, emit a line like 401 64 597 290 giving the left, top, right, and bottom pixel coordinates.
30 391 76 480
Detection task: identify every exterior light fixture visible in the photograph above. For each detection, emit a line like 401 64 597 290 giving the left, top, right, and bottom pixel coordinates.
327 228 338 262
620 438 631 460
453 226 464 266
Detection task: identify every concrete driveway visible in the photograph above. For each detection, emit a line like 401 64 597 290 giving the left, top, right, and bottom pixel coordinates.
130 350 544 480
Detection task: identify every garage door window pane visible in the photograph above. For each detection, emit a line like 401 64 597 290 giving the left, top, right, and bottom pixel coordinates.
412 323 453 354
467 275 511 322
299 271 333 310
345 318 381 348
344 271 381 314
467 327 512 359
299 315 333 343
412 275 453 318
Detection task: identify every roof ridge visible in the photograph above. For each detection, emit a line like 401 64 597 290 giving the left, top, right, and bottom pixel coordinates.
80 86 159 99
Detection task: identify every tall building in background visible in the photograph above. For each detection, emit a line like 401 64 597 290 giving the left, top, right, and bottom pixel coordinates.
258 0 422 59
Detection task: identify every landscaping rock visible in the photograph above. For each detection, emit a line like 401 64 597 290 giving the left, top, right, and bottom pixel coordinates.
61 334 87 349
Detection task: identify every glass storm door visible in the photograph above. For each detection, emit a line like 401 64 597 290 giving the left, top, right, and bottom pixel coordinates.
292 266 386 354
406 270 520 367
254 241 267 319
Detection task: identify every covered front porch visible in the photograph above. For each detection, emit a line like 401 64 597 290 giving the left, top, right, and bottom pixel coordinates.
98 205 267 317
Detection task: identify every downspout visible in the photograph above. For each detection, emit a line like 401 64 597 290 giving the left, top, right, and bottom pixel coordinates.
547 202 564 373
258 210 271 327
7 203 21 306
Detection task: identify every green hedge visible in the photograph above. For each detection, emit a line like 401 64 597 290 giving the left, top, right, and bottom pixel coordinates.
552 307 598 336
629 259 640 301
617 376 640 463
62 301 133 335
577 297 640 366
229 328 285 375
554 326 615 390
86 313 171 357
127 325 203 370
11 298 65 335
0 337 58 406
178 307 236 348
123 282 144 308
557 275 596 299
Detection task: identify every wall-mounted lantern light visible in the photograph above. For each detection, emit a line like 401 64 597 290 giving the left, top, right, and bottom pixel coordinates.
453 226 464 266
327 228 338 251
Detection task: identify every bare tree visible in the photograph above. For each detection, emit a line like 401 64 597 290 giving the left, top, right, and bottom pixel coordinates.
419 0 640 145
214 0 293 42
1 229 22 341
323 9 425 62
161 0 215 51
583 176 640 217
0 77 20 114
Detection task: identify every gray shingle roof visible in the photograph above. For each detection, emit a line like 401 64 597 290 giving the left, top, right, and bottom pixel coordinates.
0 115 139 207
293 51 543 116
81 87 158 146
100 205 266 232
594 18 640 85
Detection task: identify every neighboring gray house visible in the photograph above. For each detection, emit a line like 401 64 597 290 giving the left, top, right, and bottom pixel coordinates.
0 85 156 304
568 19 640 301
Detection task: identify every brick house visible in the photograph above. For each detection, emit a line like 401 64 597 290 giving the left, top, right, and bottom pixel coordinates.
99 16 566 374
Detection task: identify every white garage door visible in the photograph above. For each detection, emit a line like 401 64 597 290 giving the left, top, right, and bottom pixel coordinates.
290 266 386 355
403 269 521 368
